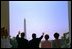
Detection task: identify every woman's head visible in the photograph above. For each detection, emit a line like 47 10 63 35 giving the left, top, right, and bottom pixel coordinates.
45 34 49 40
54 33 59 39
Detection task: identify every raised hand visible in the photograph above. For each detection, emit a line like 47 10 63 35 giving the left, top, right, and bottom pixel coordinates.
18 31 20 35
42 32 44 35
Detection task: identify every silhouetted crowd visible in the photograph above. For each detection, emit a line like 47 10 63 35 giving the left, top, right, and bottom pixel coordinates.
16 31 62 48
1 27 66 48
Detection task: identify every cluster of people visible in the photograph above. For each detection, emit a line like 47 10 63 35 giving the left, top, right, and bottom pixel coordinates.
1 27 12 48
16 31 62 48
1 27 8 38
1 27 70 48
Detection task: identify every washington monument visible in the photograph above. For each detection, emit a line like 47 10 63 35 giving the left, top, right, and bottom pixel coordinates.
24 18 26 38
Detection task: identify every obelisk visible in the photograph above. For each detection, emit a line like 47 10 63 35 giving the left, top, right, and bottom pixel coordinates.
24 18 26 38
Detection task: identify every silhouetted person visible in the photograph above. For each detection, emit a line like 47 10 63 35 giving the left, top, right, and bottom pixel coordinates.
52 32 61 48
29 33 44 48
16 31 29 48
1 27 5 37
41 34 51 48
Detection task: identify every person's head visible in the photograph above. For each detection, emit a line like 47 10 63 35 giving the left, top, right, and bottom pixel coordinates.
45 34 49 40
1 27 5 37
32 33 36 39
1 27 5 32
1 27 5 29
21 32 25 38
54 33 59 39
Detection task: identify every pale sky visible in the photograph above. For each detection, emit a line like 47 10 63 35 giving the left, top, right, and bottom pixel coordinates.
9 1 69 40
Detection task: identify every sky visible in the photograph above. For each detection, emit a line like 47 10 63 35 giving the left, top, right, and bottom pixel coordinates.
9 1 69 40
